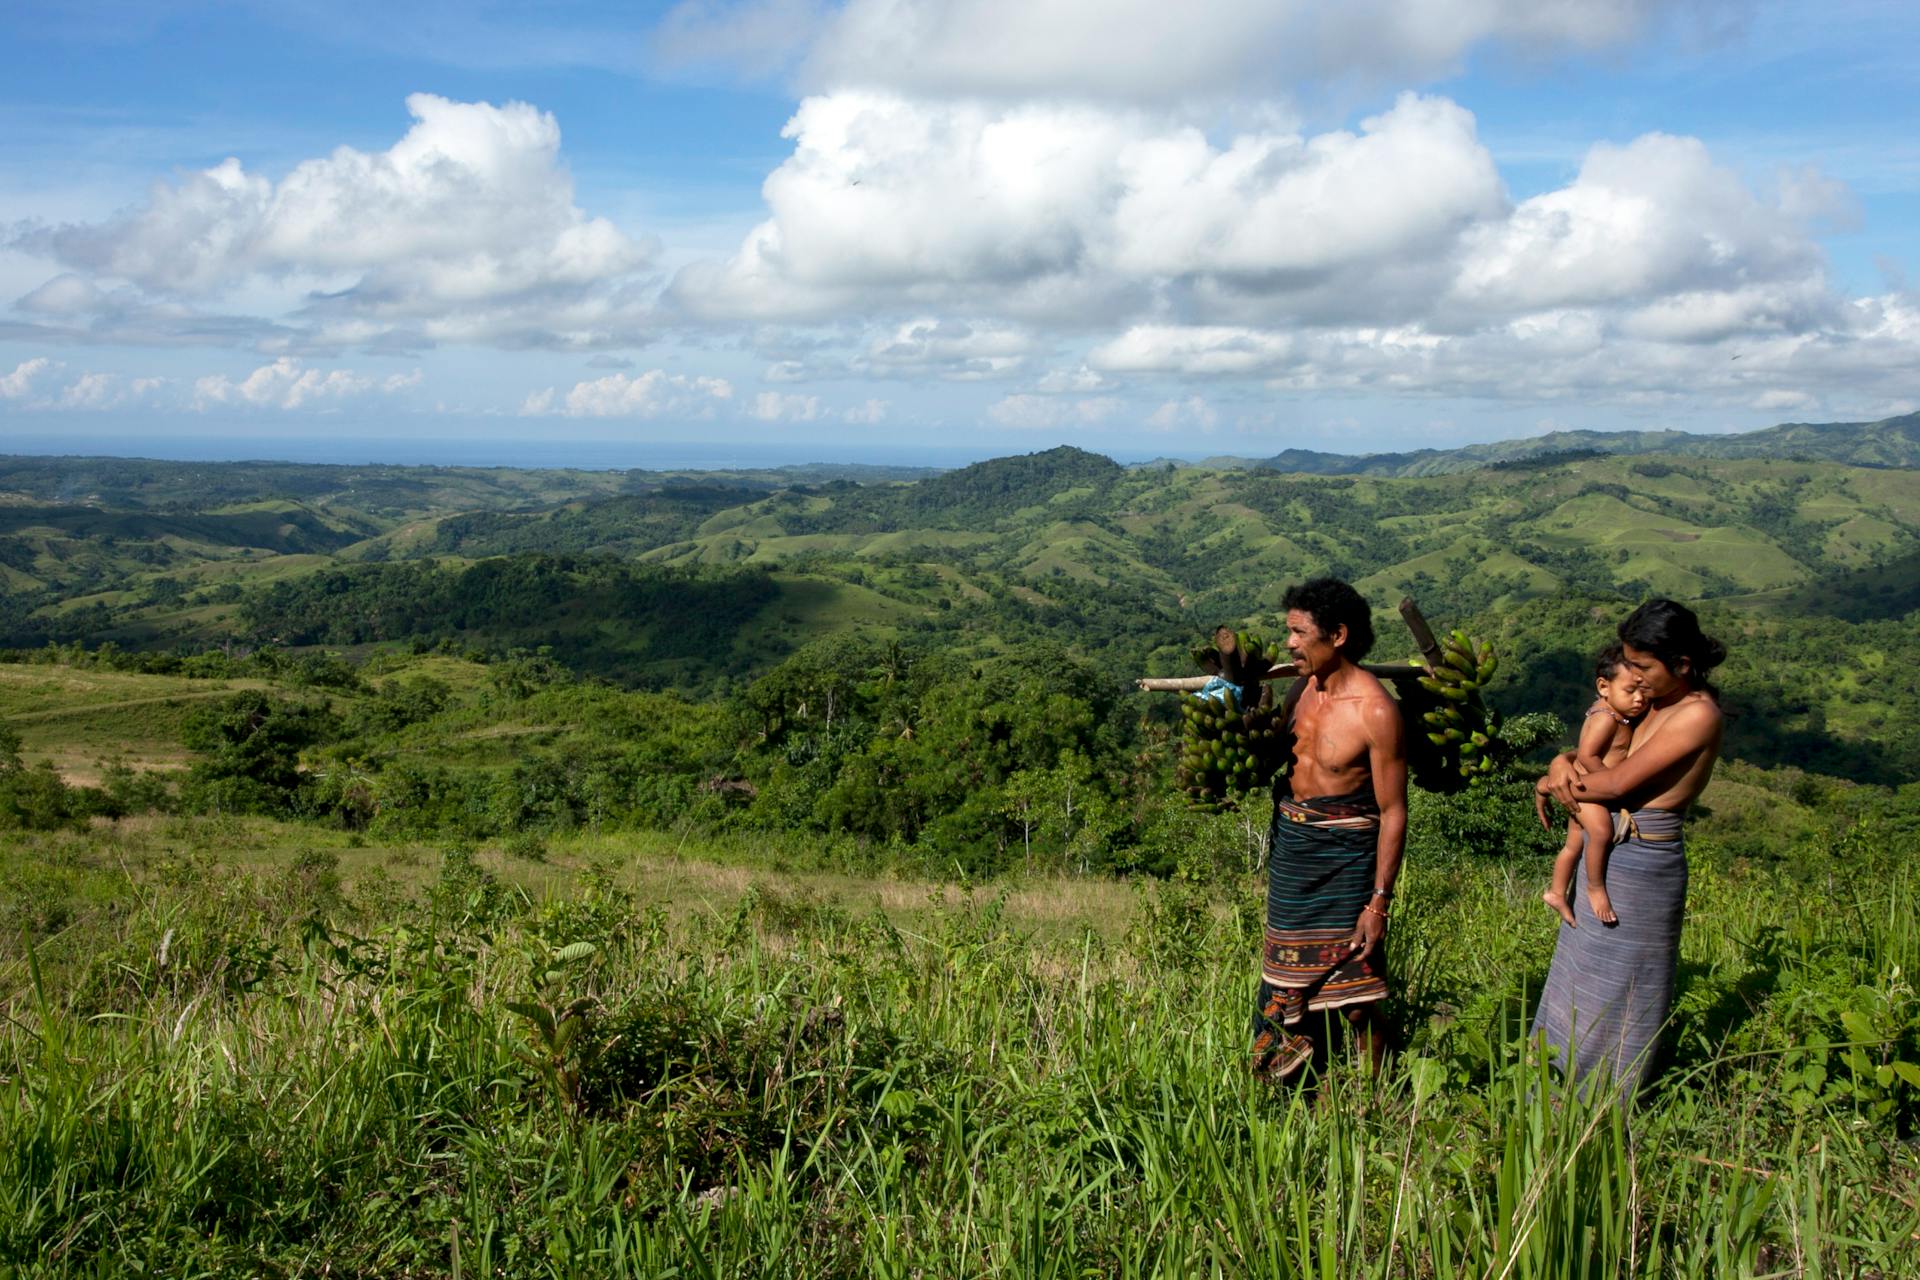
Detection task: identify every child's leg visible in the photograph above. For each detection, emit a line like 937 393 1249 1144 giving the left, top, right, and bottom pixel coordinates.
1575 803 1618 925
1542 821 1582 925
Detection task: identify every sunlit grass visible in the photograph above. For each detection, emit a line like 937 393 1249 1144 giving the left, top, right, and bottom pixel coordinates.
2 818 1916 1276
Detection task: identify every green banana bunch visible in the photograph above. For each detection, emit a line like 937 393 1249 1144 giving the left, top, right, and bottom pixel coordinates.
1394 627 1505 792
1175 621 1510 803
1173 626 1293 809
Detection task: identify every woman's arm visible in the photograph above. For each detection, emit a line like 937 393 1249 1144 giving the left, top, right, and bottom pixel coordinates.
1546 700 1719 808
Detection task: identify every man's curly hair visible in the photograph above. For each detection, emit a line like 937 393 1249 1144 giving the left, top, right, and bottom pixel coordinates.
1281 577 1375 660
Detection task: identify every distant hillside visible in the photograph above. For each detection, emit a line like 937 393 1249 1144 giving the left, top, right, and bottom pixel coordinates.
775 446 1125 533
1221 411 1920 477
0 454 940 516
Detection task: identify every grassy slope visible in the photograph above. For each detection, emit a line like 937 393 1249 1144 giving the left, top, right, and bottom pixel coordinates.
0 667 280 783
1 808 1913 1275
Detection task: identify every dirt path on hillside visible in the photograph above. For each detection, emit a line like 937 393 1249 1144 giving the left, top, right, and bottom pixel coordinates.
0 683 271 723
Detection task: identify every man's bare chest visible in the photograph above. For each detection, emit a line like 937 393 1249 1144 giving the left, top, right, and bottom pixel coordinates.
1292 697 1370 770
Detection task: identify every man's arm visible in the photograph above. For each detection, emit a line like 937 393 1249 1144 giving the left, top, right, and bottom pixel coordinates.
1351 695 1406 962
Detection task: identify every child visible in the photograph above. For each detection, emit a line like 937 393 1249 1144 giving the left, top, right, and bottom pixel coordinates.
1542 644 1646 928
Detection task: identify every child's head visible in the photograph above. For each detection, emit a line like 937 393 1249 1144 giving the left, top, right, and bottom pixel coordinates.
1594 643 1646 718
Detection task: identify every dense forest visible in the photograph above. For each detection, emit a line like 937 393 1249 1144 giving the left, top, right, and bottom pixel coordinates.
4 428 1918 862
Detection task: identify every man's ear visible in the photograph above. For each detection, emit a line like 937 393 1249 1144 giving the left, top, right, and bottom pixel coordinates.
1330 623 1348 652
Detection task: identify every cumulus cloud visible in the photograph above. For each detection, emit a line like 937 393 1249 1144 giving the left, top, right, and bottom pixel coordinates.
522 370 736 418
1092 326 1302 376
61 372 125 409
843 397 889 423
0 357 54 399
988 393 1121 428
865 317 1037 378
13 95 657 350
664 77 1907 419
7 17 1907 429
1450 133 1823 324
673 91 1502 324
750 390 827 421
0 362 174 411
658 0 1687 102
1083 297 1920 412
1034 365 1107 393
193 358 421 410
1146 395 1220 432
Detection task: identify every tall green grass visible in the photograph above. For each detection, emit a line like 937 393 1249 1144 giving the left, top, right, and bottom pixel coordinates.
2 829 1916 1277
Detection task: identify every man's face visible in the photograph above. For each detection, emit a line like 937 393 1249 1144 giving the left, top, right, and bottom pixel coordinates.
1285 609 1345 677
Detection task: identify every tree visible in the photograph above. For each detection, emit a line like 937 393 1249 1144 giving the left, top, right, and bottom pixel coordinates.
181 692 336 815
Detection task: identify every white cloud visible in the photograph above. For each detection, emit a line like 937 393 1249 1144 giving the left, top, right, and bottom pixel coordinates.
1092 326 1300 375
0 357 54 399
1034 365 1107 393
668 0 1684 102
865 317 1037 378
16 274 107 316
59 372 126 409
524 369 736 418
1750 388 1815 413
192 357 420 410
1147 395 1220 432
988 393 1121 428
1451 134 1822 324
673 91 1502 325
843 397 889 423
14 95 657 350
750 390 827 420
652 0 827 79
1079 302 1920 411
665 83 1906 417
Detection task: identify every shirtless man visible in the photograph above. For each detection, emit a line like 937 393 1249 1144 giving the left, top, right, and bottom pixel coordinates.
1249 578 1408 1079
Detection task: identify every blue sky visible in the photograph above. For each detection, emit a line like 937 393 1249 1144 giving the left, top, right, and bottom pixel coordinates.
1 0 1915 463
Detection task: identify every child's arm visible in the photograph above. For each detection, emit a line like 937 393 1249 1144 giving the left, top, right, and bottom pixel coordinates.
1572 707 1617 774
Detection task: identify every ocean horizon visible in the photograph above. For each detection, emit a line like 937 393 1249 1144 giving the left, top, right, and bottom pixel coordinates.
0 434 1185 473
0 433 995 472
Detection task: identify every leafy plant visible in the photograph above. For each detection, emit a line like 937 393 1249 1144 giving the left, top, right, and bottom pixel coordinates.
506 939 603 1124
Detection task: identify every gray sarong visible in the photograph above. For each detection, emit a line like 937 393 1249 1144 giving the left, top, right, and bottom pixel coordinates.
1532 806 1687 1102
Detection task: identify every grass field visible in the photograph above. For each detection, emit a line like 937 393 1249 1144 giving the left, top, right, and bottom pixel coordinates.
0 667 283 784
2 813 1915 1277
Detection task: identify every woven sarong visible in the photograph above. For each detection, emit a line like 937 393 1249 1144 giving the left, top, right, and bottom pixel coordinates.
1532 806 1687 1102
1250 789 1386 1076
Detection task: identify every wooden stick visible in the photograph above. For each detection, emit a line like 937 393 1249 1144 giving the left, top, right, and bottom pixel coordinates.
1137 664 1422 691
1135 597 1443 692
1399 597 1447 672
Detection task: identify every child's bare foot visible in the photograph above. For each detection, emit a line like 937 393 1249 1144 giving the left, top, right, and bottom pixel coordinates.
1542 889 1577 927
1587 885 1618 926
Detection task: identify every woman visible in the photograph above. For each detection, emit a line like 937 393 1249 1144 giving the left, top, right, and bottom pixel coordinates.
1532 598 1726 1101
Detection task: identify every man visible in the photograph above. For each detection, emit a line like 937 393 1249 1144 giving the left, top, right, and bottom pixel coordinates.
1250 577 1408 1079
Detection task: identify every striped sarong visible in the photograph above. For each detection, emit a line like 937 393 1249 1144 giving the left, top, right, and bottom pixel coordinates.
1251 789 1386 1076
1532 806 1687 1102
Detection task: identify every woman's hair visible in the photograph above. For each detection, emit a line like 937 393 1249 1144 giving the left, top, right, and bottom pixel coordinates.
1281 577 1375 659
1618 599 1727 698
1593 642 1627 681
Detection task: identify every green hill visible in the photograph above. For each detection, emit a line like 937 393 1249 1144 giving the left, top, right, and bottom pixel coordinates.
1229 410 1920 476
3 439 1916 781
